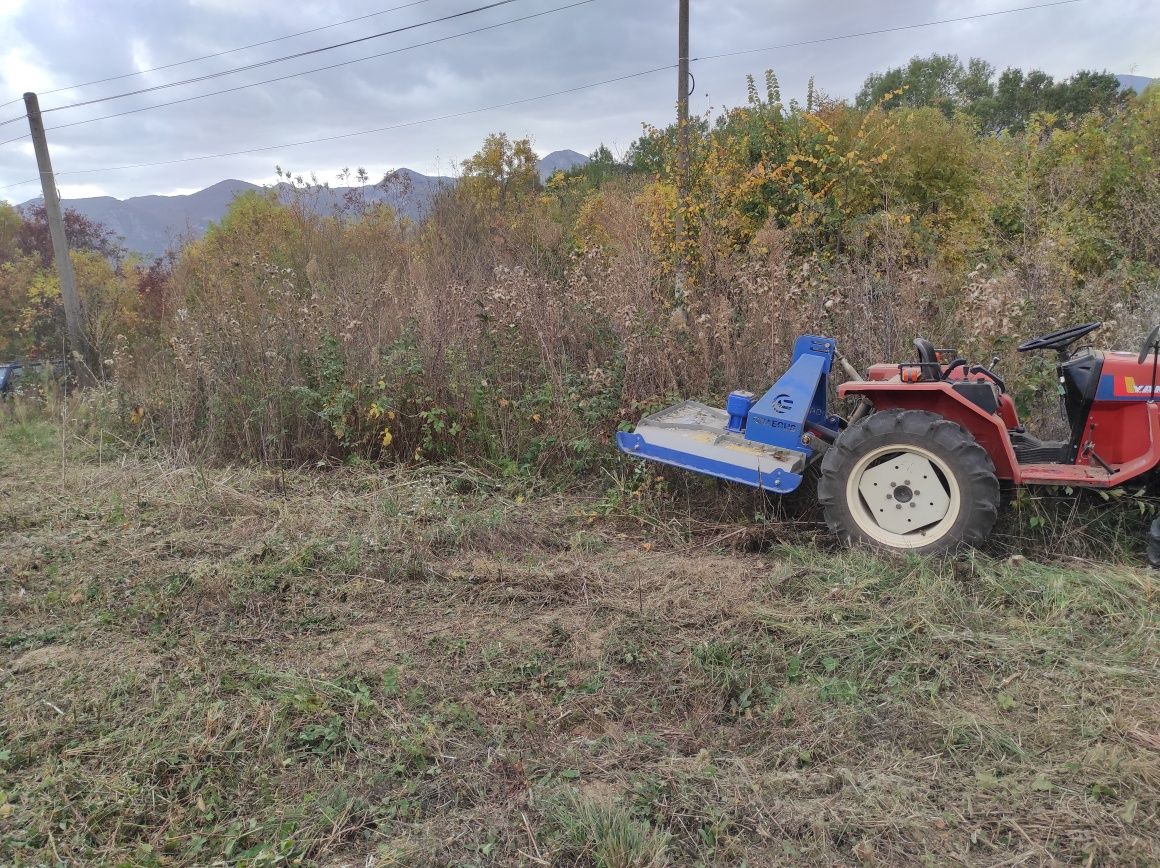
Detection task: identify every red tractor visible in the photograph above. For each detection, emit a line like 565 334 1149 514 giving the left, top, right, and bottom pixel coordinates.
618 322 1160 561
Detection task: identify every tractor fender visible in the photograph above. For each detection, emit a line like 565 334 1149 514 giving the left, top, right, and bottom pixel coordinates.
839 382 1021 481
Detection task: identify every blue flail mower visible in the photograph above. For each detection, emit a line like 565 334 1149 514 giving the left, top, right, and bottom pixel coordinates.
616 335 844 494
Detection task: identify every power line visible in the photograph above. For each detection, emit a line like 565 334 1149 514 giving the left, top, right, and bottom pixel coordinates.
0 0 1080 149
0 0 588 149
1 176 39 191
48 64 677 178
0 0 524 127
695 0 1082 63
45 0 524 115
41 1 596 139
0 0 1078 116
0 0 441 110
0 0 1085 185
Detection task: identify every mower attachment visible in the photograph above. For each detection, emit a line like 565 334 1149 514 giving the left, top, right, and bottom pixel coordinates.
617 335 842 494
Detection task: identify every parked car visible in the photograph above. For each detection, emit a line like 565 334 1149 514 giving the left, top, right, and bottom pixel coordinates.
0 360 68 396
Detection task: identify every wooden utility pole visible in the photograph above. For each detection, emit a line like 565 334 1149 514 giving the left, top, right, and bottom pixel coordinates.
24 91 89 382
674 0 690 308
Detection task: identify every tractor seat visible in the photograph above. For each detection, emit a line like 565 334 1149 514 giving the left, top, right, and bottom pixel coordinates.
913 338 943 381
911 337 1007 416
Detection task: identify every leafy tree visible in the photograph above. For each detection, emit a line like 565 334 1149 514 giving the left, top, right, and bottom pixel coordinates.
1 202 161 362
0 249 142 363
569 145 628 187
201 190 302 272
460 133 540 208
989 66 1127 132
960 58 998 105
15 203 125 267
882 106 986 265
0 202 21 264
133 255 174 321
1049 69 1124 117
0 253 42 357
625 115 711 175
978 68 1049 131
856 54 994 116
73 250 143 374
859 55 1127 132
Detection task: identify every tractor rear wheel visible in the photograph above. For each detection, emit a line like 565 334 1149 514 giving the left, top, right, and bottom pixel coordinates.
819 410 999 555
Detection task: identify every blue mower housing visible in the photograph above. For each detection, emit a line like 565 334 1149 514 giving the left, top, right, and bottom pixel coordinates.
616 335 843 493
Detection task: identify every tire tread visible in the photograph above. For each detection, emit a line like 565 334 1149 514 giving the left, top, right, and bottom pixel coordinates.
818 410 1000 554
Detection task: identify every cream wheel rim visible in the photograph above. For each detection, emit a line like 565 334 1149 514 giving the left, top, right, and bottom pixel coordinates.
845 444 961 548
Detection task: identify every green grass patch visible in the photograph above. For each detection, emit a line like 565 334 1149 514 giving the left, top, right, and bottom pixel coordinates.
1 428 1156 864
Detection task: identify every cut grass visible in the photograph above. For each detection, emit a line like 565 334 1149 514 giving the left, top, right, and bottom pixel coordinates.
0 424 1157 865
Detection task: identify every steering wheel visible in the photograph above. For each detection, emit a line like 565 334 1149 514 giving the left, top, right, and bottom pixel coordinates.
1140 325 1160 365
1017 322 1102 356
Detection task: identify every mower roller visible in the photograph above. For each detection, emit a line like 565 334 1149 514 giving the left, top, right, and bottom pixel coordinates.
618 324 1160 559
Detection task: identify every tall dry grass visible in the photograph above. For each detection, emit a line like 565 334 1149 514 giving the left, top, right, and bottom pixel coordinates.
128 188 1154 468
117 89 1160 471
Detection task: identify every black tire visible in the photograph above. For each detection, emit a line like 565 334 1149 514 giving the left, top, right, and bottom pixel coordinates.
1147 517 1160 569
818 410 1000 555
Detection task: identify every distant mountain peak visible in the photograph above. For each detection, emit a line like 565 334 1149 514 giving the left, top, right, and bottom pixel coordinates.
538 149 590 182
202 178 252 189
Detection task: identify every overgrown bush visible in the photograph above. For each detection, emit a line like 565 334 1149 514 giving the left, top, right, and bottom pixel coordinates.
10 72 1158 473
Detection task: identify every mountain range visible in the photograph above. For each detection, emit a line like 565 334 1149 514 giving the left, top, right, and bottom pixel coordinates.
18 149 590 258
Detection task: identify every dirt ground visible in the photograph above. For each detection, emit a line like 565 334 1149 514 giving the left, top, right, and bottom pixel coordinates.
1 419 1157 865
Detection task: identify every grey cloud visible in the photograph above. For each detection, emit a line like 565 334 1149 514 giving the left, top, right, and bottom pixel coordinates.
1 0 1156 201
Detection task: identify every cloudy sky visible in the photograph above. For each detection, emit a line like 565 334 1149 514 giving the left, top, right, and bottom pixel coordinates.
0 0 1156 203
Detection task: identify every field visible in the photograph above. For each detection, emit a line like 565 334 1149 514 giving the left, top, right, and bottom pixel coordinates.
1 418 1157 866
